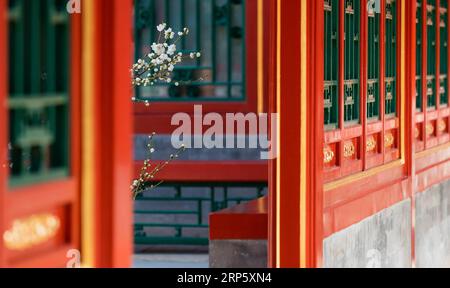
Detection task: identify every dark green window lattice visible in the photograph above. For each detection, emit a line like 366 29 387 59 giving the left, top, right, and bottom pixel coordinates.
385 0 397 116
324 0 339 130
344 0 360 124
8 0 70 187
367 2 380 120
427 0 437 109
440 0 448 106
134 0 246 101
417 0 423 111
134 182 267 246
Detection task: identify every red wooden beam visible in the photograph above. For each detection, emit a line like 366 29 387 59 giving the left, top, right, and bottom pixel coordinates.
5 180 77 218
267 0 278 268
307 0 325 268
275 0 302 267
70 9 82 264
93 0 133 268
268 0 324 268
406 0 418 267
134 161 267 183
416 154 450 192
324 179 407 237
0 0 8 267
210 197 267 240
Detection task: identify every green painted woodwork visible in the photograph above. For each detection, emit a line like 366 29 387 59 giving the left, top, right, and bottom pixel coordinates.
324 0 339 130
134 0 246 101
7 0 70 187
367 3 380 120
134 182 267 246
385 0 397 116
417 0 423 111
427 0 437 109
440 0 448 106
344 0 360 124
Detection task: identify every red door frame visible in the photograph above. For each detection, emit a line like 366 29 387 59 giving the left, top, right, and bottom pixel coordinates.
267 0 278 267
307 0 325 269
91 0 134 268
0 4 82 267
0 0 8 268
268 0 324 268
405 0 417 267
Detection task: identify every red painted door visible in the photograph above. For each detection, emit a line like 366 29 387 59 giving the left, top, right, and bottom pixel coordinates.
0 1 81 268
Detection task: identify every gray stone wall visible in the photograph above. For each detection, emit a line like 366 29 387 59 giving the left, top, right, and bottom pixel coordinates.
323 200 412 268
415 181 450 268
323 180 450 268
209 240 268 268
135 134 266 161
209 181 450 268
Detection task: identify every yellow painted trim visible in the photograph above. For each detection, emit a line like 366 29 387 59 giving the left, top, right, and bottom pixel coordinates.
324 0 407 193
276 0 281 268
415 142 450 159
257 0 264 114
81 0 95 268
324 159 404 191
299 0 307 269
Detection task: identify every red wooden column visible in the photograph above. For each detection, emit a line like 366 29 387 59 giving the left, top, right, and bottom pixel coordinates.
0 0 8 268
92 0 133 268
268 0 324 268
306 0 325 269
267 0 278 268
405 0 418 267
70 9 83 269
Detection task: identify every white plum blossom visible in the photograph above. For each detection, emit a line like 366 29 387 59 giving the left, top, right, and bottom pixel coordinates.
164 28 175 39
157 23 167 32
151 43 165 55
167 44 176 55
189 52 201 59
131 23 202 92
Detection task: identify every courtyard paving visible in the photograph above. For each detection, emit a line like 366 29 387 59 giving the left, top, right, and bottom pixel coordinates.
133 254 209 268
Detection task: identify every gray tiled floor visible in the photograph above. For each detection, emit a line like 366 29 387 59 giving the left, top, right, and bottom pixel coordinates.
133 254 209 268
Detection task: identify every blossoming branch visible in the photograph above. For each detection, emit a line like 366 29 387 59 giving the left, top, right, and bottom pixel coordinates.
130 23 199 199
131 23 202 101
131 133 186 200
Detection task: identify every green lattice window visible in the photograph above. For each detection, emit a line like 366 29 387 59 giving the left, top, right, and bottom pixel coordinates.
440 0 448 106
134 182 267 245
8 0 70 187
134 0 246 101
427 0 437 108
344 0 360 124
417 0 423 111
367 2 380 120
324 0 339 130
385 0 397 116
